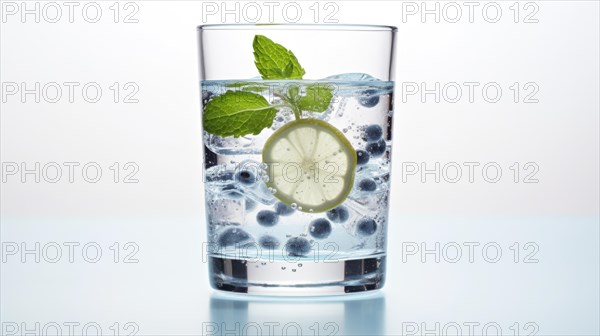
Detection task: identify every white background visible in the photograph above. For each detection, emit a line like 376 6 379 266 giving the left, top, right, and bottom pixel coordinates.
1 1 599 335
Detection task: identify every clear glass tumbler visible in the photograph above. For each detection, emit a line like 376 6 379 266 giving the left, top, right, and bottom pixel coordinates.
198 24 397 295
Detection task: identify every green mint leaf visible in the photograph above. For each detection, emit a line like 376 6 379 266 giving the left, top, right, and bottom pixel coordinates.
203 90 277 137
283 62 294 78
253 35 306 80
297 84 334 112
287 84 300 101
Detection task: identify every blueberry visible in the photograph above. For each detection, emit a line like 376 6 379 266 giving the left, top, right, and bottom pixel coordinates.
275 202 295 216
365 125 383 142
356 150 370 166
235 170 256 186
309 218 332 239
358 178 377 192
202 90 214 104
285 237 311 256
256 210 279 227
356 218 377 236
259 235 280 250
245 198 257 211
218 228 252 247
358 89 380 108
365 139 386 158
326 206 350 223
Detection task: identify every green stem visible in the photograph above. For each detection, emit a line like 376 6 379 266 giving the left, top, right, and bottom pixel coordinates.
291 104 301 120
274 91 302 120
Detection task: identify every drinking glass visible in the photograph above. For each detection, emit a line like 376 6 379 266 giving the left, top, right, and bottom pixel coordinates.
198 24 397 295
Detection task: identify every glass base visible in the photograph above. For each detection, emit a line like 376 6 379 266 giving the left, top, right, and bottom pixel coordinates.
209 255 386 296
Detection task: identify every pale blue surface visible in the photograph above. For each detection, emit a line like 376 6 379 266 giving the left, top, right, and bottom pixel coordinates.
1 216 598 335
209 292 385 335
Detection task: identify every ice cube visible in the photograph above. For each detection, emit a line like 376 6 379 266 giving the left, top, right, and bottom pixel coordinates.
204 132 261 155
322 73 381 82
244 180 276 206
204 165 234 185
207 198 245 227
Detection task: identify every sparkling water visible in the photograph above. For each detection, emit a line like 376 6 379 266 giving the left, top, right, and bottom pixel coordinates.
202 73 393 293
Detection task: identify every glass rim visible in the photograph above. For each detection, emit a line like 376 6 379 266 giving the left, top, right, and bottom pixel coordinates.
197 23 397 32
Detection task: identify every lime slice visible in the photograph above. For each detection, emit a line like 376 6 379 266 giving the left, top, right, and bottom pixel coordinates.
263 119 356 213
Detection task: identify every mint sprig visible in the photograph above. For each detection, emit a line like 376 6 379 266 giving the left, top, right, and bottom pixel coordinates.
203 35 334 138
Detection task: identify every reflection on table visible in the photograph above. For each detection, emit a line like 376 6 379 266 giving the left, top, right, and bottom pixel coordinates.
208 291 385 335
